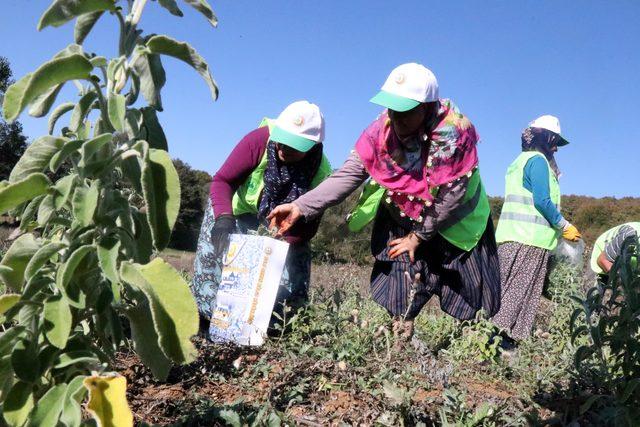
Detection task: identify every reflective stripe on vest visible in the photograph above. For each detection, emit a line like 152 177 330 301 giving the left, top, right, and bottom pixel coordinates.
495 151 561 250
347 168 490 252
231 118 332 216
589 222 640 274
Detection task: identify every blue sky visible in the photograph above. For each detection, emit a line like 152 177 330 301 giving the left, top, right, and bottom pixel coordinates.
1 0 639 197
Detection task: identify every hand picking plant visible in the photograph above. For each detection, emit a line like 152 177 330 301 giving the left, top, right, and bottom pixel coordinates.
0 0 218 424
570 236 640 423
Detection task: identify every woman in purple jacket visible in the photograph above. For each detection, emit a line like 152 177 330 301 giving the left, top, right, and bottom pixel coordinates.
191 101 332 335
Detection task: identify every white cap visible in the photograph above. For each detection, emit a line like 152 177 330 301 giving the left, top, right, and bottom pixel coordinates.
270 100 325 152
370 63 439 112
529 115 569 145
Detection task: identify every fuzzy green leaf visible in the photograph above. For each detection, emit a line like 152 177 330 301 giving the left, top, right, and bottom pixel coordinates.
141 147 180 250
0 234 40 292
9 136 67 182
43 294 73 349
74 10 104 44
107 92 126 132
53 173 77 209
72 181 99 227
120 258 199 365
0 295 21 317
26 383 67 427
48 102 75 135
79 133 112 167
53 350 100 369
158 0 184 17
141 107 168 150
28 83 65 118
37 194 56 226
183 0 218 26
125 297 172 380
2 381 34 427
60 376 87 426
2 54 93 123
49 139 84 173
69 91 98 132
24 241 67 281
132 51 166 110
11 339 40 383
97 236 121 301
146 35 218 100
0 173 51 215
38 0 115 30
56 244 94 308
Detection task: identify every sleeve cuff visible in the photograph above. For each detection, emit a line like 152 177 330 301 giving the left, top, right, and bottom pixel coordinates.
555 217 569 230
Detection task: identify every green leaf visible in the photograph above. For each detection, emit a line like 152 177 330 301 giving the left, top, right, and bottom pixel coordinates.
70 91 98 132
43 295 73 349
56 245 94 308
9 136 67 182
2 382 34 427
97 236 121 301
79 133 112 168
0 327 26 355
120 258 199 365
579 394 605 414
60 376 87 426
0 234 40 292
146 35 218 100
157 0 184 17
107 93 126 132
183 0 218 26
0 173 51 215
132 51 166 110
24 241 67 281
75 10 104 44
140 107 168 150
141 147 181 250
0 355 15 402
53 173 77 209
2 54 93 123
124 297 172 380
11 339 40 383
124 109 142 139
48 102 75 135
37 194 56 226
27 383 67 427
0 295 21 317
28 83 65 118
53 350 100 369
72 181 99 227
49 139 84 173
38 0 115 30
132 209 153 262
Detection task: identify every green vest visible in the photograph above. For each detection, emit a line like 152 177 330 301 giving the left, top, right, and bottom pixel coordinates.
231 118 332 216
590 222 640 274
495 152 561 250
346 168 490 252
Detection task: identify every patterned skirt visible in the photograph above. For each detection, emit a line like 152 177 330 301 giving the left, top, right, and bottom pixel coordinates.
491 242 550 340
369 206 501 321
191 202 312 324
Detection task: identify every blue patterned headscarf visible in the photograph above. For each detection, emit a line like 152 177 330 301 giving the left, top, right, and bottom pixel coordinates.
521 127 563 177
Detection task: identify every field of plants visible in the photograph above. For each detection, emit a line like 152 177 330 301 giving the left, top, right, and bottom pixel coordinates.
1 1 639 426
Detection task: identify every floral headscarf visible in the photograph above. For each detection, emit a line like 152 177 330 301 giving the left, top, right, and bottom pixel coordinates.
355 99 480 221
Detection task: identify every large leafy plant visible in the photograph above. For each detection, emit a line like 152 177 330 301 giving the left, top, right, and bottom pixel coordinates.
570 236 640 423
0 0 217 424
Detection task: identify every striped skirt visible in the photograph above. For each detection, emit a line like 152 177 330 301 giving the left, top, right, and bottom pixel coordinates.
491 242 550 340
369 206 501 321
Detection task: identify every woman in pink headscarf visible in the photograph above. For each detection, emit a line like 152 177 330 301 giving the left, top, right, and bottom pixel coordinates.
269 64 500 341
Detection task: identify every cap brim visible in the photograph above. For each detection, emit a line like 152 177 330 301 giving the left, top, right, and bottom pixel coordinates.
369 90 420 112
557 136 569 147
269 126 316 152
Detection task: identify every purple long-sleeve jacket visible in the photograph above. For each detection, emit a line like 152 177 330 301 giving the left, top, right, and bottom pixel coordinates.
209 126 321 245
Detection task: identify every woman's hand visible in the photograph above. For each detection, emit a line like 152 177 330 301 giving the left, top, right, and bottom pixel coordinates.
267 203 302 237
388 232 422 262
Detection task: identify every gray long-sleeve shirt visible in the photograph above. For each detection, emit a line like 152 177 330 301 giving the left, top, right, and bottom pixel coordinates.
293 151 470 241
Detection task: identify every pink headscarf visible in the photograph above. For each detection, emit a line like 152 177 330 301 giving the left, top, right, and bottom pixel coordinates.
355 99 479 221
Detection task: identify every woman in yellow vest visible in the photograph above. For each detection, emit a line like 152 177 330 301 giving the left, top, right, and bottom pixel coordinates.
590 222 640 277
191 101 332 335
492 115 581 348
268 64 501 341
